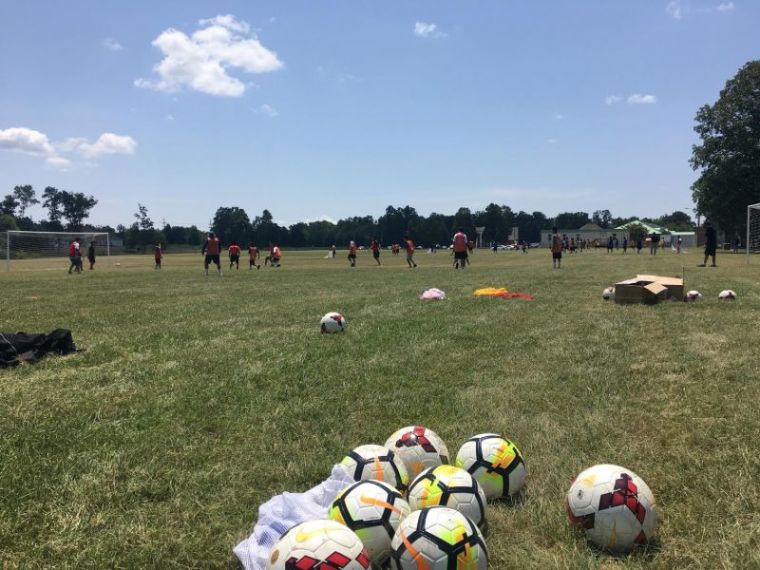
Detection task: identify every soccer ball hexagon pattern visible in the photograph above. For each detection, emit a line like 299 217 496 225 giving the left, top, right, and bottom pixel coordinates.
407 465 487 529
384 426 450 480
320 312 347 333
341 444 410 492
265 519 370 569
389 506 488 569
565 464 658 554
455 433 527 500
328 479 411 565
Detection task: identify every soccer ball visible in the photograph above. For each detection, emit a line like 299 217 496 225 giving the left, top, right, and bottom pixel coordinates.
685 290 703 302
407 465 487 528
602 286 615 301
384 426 450 480
265 519 370 569
320 312 346 333
389 506 488 569
718 289 737 301
341 444 410 491
455 433 527 500
566 464 658 553
328 480 411 565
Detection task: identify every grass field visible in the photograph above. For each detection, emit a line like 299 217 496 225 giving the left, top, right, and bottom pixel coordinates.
1 247 759 569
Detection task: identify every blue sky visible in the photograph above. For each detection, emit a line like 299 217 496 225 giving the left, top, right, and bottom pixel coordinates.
0 1 757 228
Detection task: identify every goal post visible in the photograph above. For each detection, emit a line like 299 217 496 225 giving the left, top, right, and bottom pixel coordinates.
3 230 111 271
747 203 760 264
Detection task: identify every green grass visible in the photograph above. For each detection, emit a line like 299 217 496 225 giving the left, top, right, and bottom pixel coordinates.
1 248 759 569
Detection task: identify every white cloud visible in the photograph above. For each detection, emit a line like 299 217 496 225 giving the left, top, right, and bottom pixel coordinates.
259 104 279 117
666 1 684 19
46 156 71 169
605 95 623 105
60 133 137 158
136 14 283 97
716 1 735 12
414 22 446 39
627 93 658 104
0 127 55 155
102 37 123 51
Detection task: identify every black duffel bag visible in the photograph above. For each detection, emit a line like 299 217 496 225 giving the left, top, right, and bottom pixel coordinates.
0 329 76 368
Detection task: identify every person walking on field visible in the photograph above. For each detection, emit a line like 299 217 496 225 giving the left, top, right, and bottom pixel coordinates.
202 231 222 276
370 238 381 266
650 232 660 255
622 236 628 254
348 241 357 267
551 227 563 269
699 220 718 267
228 242 241 270
154 243 163 270
453 228 468 269
87 241 96 270
67 238 82 274
248 243 260 269
404 236 417 268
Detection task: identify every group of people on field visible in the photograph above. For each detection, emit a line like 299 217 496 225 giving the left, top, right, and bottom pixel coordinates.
67 238 97 274
200 232 282 276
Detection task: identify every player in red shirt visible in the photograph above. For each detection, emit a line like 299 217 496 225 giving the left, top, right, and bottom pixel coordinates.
452 228 468 269
347 241 358 267
67 238 82 274
228 242 241 270
248 243 260 269
201 232 222 276
404 236 417 268
153 243 163 270
370 238 381 266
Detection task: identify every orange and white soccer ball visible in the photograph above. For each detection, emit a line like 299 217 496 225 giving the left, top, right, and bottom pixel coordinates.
340 444 410 491
384 426 450 480
455 433 527 500
718 289 737 301
407 465 487 529
566 464 658 553
266 519 370 569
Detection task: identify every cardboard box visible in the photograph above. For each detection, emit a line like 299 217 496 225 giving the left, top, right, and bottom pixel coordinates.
614 274 684 304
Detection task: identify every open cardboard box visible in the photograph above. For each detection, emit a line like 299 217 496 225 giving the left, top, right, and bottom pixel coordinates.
614 274 684 304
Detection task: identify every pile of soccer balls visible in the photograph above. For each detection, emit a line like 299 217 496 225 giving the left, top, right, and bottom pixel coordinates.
264 426 658 569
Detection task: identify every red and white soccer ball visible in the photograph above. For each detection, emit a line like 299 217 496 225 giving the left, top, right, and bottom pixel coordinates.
321 312 347 333
685 290 703 302
602 287 615 301
718 289 737 301
384 426 450 480
566 464 658 553
266 519 370 569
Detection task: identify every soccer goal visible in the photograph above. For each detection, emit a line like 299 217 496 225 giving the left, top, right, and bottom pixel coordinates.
747 203 760 264
3 231 111 271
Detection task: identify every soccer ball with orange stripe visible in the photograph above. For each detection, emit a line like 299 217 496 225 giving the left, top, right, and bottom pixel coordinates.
407 465 487 529
455 433 527 500
389 506 488 569
328 480 411 566
340 444 410 492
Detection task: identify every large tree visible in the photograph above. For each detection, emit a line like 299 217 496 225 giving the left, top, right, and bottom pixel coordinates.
213 206 251 245
42 186 64 227
1 194 19 216
691 61 760 233
13 185 38 218
60 191 97 230
554 211 590 229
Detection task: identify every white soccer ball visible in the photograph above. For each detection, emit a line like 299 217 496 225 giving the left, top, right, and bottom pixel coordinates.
566 464 658 553
455 433 527 500
329 480 411 565
320 312 347 333
265 519 370 569
115 262 121 267
407 465 487 529
718 289 737 301
384 426 450 480
341 444 410 491
685 290 703 302
602 286 615 301
389 506 488 569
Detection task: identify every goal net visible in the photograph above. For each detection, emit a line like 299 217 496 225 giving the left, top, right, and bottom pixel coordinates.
3 231 111 271
747 203 760 263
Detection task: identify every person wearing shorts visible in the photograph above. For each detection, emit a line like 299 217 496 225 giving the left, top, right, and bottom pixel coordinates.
202 232 222 276
228 242 241 270
404 236 417 268
699 220 718 267
370 238 381 266
347 241 357 267
87 241 96 270
68 238 82 274
154 243 163 269
248 243 260 269
453 228 468 269
551 227 563 269
270 245 282 267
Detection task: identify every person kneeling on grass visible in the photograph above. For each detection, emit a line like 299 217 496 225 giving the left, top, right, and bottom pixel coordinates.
202 232 222 276
270 245 282 267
